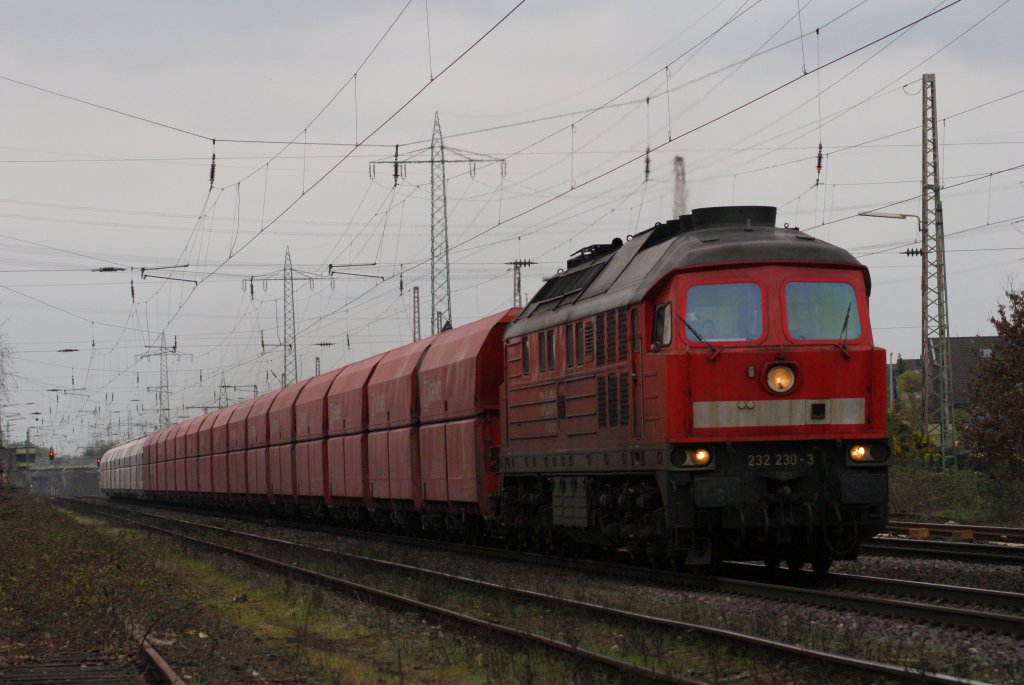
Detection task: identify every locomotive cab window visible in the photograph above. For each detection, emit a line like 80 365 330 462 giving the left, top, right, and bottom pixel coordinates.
684 282 762 342
785 281 861 341
652 302 672 348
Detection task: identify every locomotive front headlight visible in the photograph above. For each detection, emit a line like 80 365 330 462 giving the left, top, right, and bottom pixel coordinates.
671 447 713 467
766 365 795 393
849 444 868 461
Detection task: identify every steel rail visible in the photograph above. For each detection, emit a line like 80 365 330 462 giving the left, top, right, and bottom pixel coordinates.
721 564 1024 615
887 521 1024 544
824 571 1024 614
78 501 999 684
90 498 1024 635
863 537 1024 565
133 629 187 685
85 507 704 685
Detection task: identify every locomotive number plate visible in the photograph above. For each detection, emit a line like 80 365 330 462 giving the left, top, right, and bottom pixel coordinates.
746 452 814 467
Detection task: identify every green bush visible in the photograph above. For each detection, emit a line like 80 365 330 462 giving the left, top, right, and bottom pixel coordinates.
889 462 1024 525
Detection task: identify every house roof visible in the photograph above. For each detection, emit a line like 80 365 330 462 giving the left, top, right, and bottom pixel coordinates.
927 336 999 407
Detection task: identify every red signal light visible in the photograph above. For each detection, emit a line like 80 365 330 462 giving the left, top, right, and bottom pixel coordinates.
48 448 54 461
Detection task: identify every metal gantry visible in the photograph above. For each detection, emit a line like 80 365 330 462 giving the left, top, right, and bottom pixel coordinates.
412 285 421 341
137 333 187 429
430 113 453 334
372 114 505 335
282 247 298 386
919 73 956 468
506 260 535 308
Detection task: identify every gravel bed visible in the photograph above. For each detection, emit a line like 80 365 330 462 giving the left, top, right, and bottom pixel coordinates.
255 522 1024 684
835 555 1024 594
117 505 1024 683
0 490 318 683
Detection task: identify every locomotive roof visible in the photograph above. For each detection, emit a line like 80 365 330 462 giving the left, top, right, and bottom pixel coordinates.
506 205 866 337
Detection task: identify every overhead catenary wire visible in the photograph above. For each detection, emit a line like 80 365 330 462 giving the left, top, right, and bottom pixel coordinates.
8 1 1014 447
55 2 528 421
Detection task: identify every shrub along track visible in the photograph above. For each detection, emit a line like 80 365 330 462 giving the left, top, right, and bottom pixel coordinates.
71 498 996 685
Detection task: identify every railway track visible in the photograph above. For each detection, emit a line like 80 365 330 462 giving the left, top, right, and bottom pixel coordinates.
0 635 184 685
863 536 1024 565
722 563 1024 617
93 498 1024 635
888 520 1024 545
70 498 1006 684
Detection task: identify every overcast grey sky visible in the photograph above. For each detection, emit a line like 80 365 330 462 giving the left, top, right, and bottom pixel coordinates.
1 0 1021 453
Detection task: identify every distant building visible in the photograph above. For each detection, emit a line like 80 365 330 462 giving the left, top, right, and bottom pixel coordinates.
886 337 997 411
926 336 999 409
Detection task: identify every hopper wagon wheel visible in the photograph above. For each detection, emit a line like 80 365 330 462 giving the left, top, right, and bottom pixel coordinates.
786 555 807 573
810 552 833 576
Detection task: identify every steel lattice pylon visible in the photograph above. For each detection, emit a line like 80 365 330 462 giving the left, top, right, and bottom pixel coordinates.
430 113 453 334
158 332 170 428
412 285 421 341
919 73 956 468
282 247 298 386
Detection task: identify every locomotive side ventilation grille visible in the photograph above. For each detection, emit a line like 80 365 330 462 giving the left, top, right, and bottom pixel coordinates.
617 309 628 362
584 322 594 356
607 373 619 427
596 376 607 428
606 311 616 364
596 312 606 366
619 372 630 427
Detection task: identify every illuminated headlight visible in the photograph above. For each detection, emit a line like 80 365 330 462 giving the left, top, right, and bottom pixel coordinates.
670 447 714 468
766 365 795 394
848 443 890 463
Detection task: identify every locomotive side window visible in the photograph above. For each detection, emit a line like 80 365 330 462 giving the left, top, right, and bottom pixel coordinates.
538 331 547 373
785 281 861 341
684 283 762 342
522 337 530 376
652 302 672 348
546 330 555 372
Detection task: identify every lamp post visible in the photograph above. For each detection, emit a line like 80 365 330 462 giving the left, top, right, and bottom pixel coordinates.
859 209 954 467
858 211 923 430
858 210 920 230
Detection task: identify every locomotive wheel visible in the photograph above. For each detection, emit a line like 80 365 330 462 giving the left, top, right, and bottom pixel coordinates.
786 556 807 573
810 554 833 575
763 556 781 571
668 554 685 573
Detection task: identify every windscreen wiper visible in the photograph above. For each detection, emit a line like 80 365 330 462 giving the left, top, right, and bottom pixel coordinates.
679 315 719 360
834 302 852 359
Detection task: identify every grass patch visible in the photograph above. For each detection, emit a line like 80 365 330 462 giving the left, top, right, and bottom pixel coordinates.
889 462 1024 524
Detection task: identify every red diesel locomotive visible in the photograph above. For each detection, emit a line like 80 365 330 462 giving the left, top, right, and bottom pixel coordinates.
101 205 889 573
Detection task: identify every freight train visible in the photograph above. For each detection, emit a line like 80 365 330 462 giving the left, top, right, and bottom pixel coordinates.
101 205 890 574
